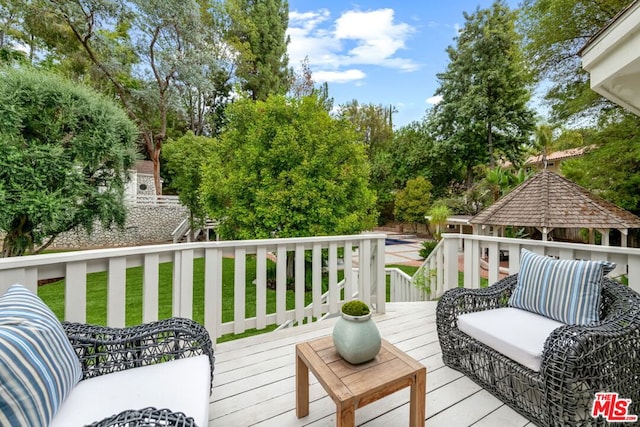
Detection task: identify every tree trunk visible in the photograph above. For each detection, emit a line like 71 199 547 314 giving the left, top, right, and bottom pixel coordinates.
2 216 33 257
488 121 494 168
142 131 163 196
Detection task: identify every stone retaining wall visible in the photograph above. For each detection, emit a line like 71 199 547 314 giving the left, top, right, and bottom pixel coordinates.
51 204 188 249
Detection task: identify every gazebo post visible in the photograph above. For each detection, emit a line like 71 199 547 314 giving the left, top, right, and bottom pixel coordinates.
622 229 629 247
597 228 610 246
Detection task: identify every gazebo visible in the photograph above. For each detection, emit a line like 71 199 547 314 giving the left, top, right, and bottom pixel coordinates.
470 169 640 246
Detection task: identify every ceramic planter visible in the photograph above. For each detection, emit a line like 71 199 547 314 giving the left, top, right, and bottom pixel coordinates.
332 310 381 364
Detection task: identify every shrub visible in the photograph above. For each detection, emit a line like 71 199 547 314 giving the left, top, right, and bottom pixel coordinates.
419 240 438 259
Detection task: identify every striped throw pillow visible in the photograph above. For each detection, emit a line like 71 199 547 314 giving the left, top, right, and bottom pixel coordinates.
0 284 82 427
509 249 615 325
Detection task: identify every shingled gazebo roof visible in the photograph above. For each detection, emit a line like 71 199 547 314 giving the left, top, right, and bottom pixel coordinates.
470 170 640 230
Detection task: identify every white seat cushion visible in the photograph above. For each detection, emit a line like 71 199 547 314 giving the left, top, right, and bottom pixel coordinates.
457 307 564 372
50 354 210 427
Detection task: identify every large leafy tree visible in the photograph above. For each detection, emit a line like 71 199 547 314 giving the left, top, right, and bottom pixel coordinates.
163 131 218 238
561 114 640 215
521 1 640 215
201 95 377 240
0 0 30 64
224 0 291 101
40 0 222 194
429 0 535 187
394 177 433 226
340 101 395 223
520 0 629 122
0 67 137 257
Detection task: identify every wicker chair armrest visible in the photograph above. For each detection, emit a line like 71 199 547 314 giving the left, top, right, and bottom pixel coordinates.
542 310 640 421
62 317 214 392
88 407 197 427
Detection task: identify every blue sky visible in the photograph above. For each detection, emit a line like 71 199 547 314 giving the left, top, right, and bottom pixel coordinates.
287 0 523 128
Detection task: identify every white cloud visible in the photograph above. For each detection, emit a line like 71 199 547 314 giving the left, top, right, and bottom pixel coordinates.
426 95 443 105
314 69 366 84
334 9 416 70
287 7 419 84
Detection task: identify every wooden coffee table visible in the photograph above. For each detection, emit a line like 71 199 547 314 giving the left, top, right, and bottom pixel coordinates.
296 336 426 427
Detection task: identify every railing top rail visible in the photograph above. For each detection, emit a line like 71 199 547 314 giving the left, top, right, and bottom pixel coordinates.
440 233 640 255
0 233 388 269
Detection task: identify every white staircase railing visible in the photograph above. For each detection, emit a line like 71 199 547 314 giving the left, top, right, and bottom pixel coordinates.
395 234 640 302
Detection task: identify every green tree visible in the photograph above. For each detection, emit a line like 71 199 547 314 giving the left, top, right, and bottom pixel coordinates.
41 0 212 194
340 101 395 158
394 177 433 226
0 67 137 257
427 203 451 240
533 124 553 166
163 132 218 239
520 0 628 122
429 0 535 187
0 0 29 64
224 0 291 101
340 101 396 224
561 114 640 214
201 94 377 239
390 121 462 197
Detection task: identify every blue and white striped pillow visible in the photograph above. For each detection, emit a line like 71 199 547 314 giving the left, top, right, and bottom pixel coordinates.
509 249 615 325
0 284 82 427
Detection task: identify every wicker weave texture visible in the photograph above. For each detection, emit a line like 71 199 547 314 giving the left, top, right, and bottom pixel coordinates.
88 407 197 427
62 317 214 427
63 317 214 388
436 274 640 427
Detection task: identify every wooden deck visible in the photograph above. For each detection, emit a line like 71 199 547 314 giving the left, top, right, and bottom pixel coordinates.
209 302 535 426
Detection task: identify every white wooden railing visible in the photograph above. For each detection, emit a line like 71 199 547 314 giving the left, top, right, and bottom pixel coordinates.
126 194 182 206
0 234 386 344
394 234 640 301
278 266 410 330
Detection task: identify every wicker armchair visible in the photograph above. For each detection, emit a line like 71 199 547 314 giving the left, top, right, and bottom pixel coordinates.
437 274 640 426
62 317 214 427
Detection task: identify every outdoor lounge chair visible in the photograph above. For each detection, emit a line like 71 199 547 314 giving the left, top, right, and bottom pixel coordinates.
0 284 214 427
59 317 215 426
437 265 640 426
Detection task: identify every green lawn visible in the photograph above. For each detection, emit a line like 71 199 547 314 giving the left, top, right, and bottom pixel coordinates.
38 256 356 343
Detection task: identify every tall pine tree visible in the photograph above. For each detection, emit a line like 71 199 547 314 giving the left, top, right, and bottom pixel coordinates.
428 0 535 187
225 0 291 101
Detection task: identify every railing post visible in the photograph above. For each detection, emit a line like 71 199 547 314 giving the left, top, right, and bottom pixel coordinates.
173 249 194 319
444 236 458 294
255 246 267 331
295 244 305 324
359 239 371 306
65 262 87 323
276 245 287 324
142 254 159 323
107 257 126 328
374 236 386 314
328 242 339 313
233 247 246 334
204 247 222 345
628 254 640 294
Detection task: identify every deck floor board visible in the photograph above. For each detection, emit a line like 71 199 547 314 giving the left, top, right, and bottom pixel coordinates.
209 302 526 426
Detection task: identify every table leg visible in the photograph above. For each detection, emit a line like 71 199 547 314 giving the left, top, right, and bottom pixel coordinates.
296 352 309 418
410 368 426 427
336 400 355 427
